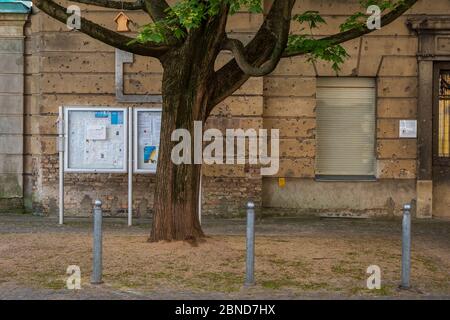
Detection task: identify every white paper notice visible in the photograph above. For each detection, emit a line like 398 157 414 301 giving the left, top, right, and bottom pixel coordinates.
86 125 107 140
153 116 161 143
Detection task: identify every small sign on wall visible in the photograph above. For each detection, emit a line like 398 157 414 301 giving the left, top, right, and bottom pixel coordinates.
399 120 417 138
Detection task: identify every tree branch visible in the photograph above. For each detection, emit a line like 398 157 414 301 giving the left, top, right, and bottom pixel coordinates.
69 0 143 10
143 0 171 22
33 0 171 57
209 0 418 113
68 0 172 23
222 0 291 77
208 0 295 113
284 0 419 57
142 0 186 46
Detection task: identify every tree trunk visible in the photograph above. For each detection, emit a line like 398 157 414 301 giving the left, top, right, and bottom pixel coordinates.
149 10 228 242
150 119 204 242
150 60 206 242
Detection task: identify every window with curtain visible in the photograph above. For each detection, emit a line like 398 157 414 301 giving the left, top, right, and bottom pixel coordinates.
316 78 376 180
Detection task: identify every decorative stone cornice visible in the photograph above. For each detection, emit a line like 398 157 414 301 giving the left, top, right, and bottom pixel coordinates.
408 15 450 32
0 13 28 37
407 15 450 58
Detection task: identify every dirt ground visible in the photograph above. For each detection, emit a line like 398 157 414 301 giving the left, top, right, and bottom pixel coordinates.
0 214 450 299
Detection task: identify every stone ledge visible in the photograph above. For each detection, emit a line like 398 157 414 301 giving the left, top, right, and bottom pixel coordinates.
408 16 450 31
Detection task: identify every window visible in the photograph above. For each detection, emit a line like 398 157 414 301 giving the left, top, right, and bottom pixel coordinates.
316 78 376 180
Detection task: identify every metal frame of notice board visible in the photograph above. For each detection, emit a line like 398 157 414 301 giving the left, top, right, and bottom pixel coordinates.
133 108 162 174
128 108 162 227
58 106 129 225
64 107 128 173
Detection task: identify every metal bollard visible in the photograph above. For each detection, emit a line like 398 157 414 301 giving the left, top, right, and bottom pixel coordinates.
245 201 255 286
400 203 411 289
91 200 103 284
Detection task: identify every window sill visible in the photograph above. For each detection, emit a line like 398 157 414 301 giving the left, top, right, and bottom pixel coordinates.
315 175 377 182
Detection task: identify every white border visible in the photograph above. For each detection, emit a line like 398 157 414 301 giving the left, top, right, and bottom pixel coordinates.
64 106 129 173
133 107 162 174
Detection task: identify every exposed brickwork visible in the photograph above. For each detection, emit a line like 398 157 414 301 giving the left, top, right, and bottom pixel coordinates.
202 176 262 217
31 154 156 217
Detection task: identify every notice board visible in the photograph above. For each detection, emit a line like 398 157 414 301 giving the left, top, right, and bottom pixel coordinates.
133 108 162 173
64 107 128 172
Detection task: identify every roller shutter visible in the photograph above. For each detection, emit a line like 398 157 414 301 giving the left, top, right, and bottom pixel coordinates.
316 78 376 178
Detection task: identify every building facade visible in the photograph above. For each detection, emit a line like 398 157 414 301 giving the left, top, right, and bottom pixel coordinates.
0 0 449 218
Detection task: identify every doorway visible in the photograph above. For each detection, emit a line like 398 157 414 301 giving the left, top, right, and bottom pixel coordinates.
433 63 450 217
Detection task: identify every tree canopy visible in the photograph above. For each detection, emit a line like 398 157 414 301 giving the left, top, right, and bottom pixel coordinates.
33 0 418 109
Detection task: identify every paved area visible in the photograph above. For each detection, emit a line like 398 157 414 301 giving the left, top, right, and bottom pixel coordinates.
2 282 448 300
3 212 448 237
1 213 450 300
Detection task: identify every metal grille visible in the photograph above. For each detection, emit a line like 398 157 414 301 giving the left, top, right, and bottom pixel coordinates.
439 71 450 158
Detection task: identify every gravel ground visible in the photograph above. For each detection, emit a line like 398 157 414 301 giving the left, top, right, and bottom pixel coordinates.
1 213 450 300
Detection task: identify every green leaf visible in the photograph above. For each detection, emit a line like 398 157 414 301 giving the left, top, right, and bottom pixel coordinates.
293 11 326 29
134 0 264 45
287 35 350 73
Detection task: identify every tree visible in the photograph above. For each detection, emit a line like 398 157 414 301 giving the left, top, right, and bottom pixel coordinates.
33 0 418 241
